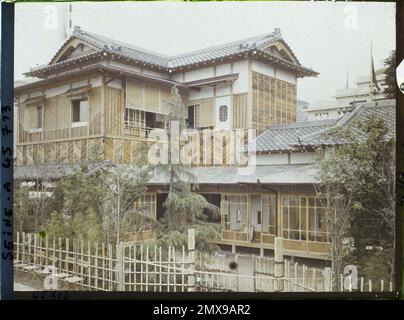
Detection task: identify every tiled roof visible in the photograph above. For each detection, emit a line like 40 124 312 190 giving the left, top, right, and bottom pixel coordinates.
27 26 317 77
249 99 396 152
150 165 317 184
301 99 396 147
248 119 337 152
15 163 318 185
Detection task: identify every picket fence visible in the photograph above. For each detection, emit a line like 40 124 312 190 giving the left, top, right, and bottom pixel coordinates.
13 231 392 292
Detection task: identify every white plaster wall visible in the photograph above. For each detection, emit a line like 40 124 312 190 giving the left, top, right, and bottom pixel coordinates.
170 73 183 82
188 87 214 101
142 68 170 80
232 60 249 94
89 77 102 87
106 79 123 90
72 80 89 89
105 60 143 75
45 84 71 98
256 153 288 165
30 91 43 98
215 84 231 97
251 60 275 77
184 67 214 82
215 96 232 130
307 108 342 121
290 152 317 164
216 63 232 76
276 68 297 84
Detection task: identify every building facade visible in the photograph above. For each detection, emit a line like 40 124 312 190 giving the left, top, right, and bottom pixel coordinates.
17 26 377 260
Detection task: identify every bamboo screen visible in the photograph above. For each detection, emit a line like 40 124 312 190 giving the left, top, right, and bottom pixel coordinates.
198 99 215 128
252 71 296 133
126 80 171 115
232 93 248 129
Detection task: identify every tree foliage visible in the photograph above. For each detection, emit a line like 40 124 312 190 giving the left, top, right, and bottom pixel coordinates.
102 165 151 243
316 110 395 282
46 142 152 244
157 87 220 250
383 49 396 99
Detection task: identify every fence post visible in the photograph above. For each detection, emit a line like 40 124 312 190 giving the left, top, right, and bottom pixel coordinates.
323 267 332 292
116 242 125 291
187 228 196 292
273 237 284 292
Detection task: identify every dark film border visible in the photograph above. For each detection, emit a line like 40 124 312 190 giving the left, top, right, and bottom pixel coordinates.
0 0 402 301
0 1 14 301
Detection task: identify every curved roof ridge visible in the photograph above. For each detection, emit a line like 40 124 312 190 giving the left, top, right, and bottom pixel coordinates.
170 31 280 59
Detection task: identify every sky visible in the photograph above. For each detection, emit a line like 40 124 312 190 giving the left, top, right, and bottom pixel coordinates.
14 1 395 104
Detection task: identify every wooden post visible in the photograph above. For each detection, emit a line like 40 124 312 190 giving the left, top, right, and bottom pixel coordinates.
94 242 99 290
45 236 49 267
146 246 149 292
252 255 256 292
167 246 171 292
87 241 91 289
302 265 307 291
323 267 332 292
311 268 316 291
235 253 239 291
182 246 185 292
22 232 26 263
348 275 352 292
173 246 176 292
187 228 196 292
16 232 20 264
273 237 284 292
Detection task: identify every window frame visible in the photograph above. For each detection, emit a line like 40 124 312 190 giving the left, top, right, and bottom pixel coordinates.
71 98 89 126
282 195 330 243
35 105 43 129
219 105 228 122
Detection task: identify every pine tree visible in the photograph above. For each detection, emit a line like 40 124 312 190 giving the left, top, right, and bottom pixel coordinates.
157 87 219 251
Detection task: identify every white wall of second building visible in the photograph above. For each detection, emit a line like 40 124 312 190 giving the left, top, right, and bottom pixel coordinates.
215 63 232 76
215 95 232 130
290 152 317 164
232 60 249 94
255 151 317 165
188 86 215 101
256 153 288 165
184 66 215 82
251 60 275 77
307 108 342 121
276 68 297 84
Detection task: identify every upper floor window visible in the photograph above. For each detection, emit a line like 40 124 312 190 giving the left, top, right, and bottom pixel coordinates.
35 105 43 129
219 105 228 122
72 99 89 124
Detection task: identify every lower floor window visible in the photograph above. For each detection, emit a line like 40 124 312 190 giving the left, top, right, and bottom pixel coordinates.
134 193 156 219
221 194 248 232
282 196 330 243
220 194 276 234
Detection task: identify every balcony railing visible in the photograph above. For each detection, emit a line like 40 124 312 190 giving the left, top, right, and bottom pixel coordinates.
19 125 89 143
124 120 154 138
